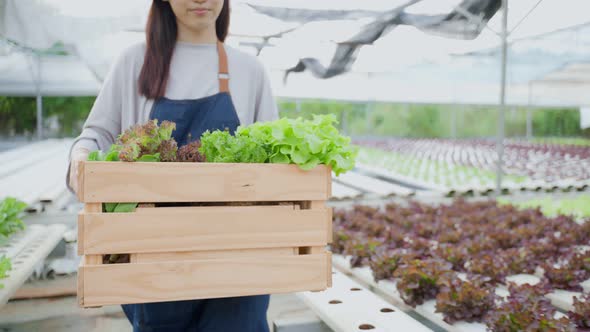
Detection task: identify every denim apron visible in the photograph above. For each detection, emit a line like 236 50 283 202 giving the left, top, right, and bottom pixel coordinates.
121 41 270 332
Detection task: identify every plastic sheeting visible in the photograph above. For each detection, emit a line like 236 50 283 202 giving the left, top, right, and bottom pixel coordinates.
252 0 501 79
0 0 589 107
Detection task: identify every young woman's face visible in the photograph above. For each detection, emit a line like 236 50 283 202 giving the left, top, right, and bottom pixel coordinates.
167 0 223 33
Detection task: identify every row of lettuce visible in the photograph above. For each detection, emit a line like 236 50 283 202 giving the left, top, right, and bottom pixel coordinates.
332 197 590 330
0 197 27 288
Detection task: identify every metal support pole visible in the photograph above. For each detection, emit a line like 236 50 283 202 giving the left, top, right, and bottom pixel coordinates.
495 0 508 195
366 101 374 135
526 81 533 140
36 95 43 140
366 72 374 136
451 107 457 138
340 107 348 135
35 55 43 140
526 108 533 139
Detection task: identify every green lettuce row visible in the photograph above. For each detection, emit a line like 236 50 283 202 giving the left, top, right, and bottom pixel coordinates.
0 197 27 245
0 256 11 289
498 196 590 219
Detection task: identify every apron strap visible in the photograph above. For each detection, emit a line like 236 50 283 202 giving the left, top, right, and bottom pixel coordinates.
217 41 229 93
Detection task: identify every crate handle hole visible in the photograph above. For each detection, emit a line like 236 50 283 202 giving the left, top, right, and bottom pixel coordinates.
298 247 311 255
328 300 342 304
350 288 361 291
380 308 395 313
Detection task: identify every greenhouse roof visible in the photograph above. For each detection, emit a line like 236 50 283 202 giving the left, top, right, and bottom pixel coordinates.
0 0 589 107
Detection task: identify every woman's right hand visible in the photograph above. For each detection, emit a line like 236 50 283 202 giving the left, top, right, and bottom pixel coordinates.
69 147 90 195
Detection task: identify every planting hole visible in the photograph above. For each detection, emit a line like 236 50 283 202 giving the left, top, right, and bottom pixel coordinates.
380 308 395 313
358 324 375 330
350 287 361 291
328 300 342 304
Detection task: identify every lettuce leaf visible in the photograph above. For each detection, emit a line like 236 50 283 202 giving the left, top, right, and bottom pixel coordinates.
199 115 357 175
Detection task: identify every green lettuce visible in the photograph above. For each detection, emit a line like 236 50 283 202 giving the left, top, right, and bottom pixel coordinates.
0 256 11 288
199 115 356 175
0 197 27 245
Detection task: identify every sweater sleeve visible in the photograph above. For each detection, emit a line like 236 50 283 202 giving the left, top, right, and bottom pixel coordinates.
253 60 279 123
65 49 129 194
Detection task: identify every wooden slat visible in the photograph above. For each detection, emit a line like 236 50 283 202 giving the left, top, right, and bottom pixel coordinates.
82 203 102 264
12 275 77 300
326 171 333 198
135 204 296 213
132 247 296 263
80 253 329 307
80 162 331 203
327 251 333 288
77 212 84 259
326 206 333 244
77 258 84 307
79 206 330 255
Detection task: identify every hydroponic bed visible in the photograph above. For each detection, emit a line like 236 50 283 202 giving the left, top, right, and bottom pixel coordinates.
355 138 590 196
330 198 590 331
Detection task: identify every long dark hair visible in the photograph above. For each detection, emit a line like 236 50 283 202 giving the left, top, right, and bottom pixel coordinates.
139 0 230 99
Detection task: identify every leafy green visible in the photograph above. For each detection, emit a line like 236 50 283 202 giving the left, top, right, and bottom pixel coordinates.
0 197 27 245
200 115 357 175
0 256 11 288
136 154 160 162
199 130 268 164
499 196 590 219
87 150 102 161
103 203 138 213
87 120 177 163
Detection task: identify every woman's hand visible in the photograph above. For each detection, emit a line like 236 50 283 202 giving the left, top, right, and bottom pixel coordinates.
69 147 90 195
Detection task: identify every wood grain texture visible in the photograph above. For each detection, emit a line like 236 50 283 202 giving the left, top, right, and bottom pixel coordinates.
80 206 331 255
80 253 329 307
132 247 296 263
82 203 102 265
76 160 85 202
302 201 333 244
76 162 333 306
77 211 84 258
12 275 77 300
77 259 84 307
326 207 333 244
80 162 331 203
326 251 333 288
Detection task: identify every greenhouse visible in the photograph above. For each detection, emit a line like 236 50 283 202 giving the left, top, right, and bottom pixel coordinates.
0 0 589 331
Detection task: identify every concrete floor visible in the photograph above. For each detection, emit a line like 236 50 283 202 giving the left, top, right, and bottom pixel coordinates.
0 292 316 332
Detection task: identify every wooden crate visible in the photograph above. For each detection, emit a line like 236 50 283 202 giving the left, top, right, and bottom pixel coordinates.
76 161 333 307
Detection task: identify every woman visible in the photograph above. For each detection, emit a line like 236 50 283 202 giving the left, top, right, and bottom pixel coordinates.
66 0 278 331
